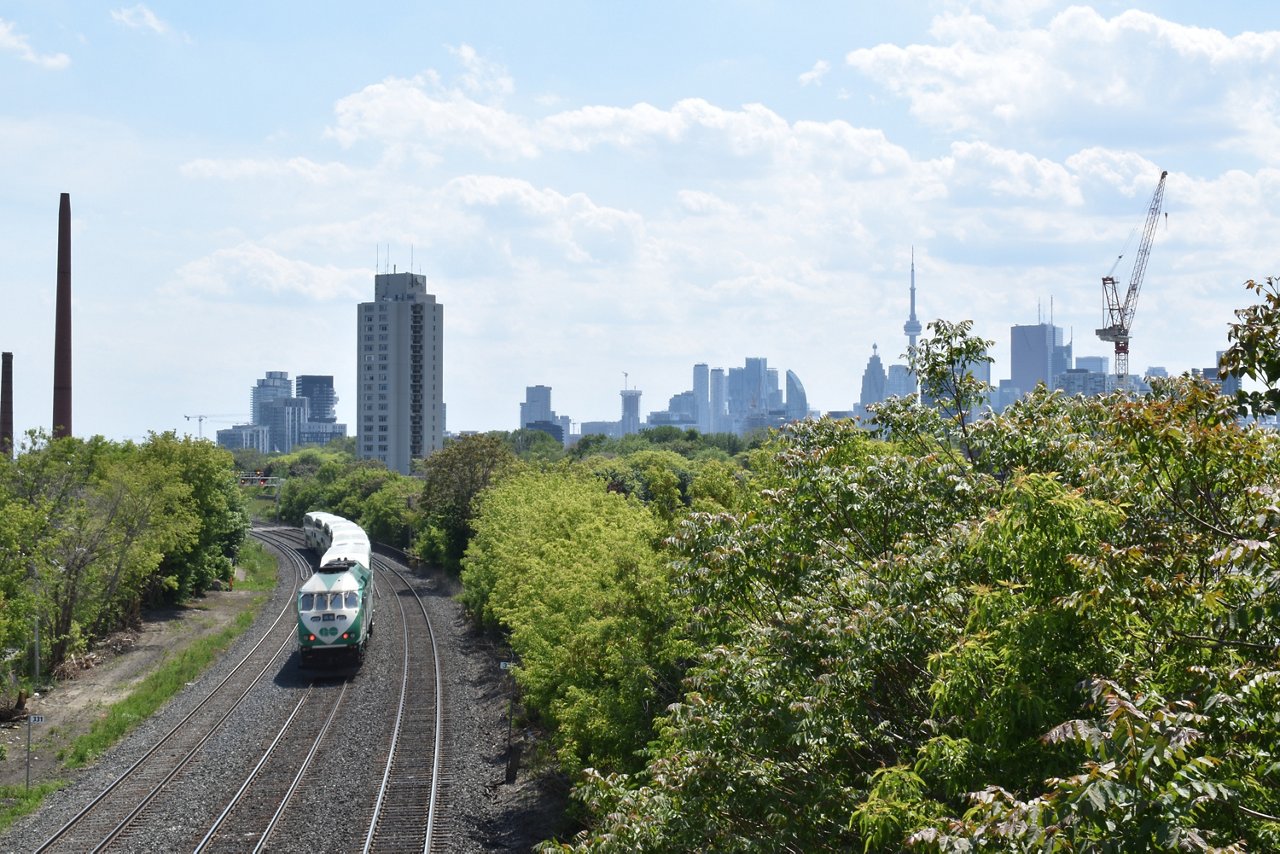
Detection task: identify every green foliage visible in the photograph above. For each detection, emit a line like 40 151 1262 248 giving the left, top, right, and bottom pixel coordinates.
416 433 518 565
138 432 247 602
462 468 687 772
912 680 1242 852
504 428 568 463
0 782 65 833
233 539 281 592
570 427 755 461
0 430 249 682
1221 276 1280 417
554 306 1280 852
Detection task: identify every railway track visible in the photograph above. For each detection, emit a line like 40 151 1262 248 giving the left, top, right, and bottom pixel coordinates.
193 678 350 853
362 555 446 853
33 529 311 854
26 527 453 853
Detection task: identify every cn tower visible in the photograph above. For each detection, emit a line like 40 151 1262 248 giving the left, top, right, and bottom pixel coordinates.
903 247 922 351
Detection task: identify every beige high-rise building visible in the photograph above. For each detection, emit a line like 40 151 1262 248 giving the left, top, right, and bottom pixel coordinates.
357 272 444 474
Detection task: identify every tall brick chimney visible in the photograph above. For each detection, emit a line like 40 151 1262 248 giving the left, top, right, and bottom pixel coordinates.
1 351 12 460
53 192 72 439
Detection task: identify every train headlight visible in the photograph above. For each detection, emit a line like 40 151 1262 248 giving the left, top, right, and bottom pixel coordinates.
307 634 316 642
341 632 350 640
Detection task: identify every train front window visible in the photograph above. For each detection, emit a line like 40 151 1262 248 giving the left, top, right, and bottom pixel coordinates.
345 592 358 609
299 593 314 611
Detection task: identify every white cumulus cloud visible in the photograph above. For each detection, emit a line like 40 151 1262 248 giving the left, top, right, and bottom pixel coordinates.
846 7 1280 155
799 59 831 87
110 4 170 36
0 17 69 69
169 244 367 301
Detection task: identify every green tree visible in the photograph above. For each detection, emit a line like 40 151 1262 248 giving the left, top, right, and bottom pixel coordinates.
1220 275 1280 417
557 310 1280 851
416 434 518 565
462 468 687 772
505 428 567 463
139 432 247 600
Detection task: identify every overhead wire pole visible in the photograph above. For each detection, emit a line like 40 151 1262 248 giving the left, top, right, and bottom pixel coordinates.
1097 170 1168 392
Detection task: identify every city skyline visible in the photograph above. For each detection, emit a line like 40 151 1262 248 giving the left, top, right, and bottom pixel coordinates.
2 3 1278 440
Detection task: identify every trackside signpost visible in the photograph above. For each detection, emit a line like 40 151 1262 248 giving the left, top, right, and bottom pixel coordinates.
27 713 44 789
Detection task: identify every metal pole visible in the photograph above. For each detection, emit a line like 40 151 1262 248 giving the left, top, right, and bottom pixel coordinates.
26 715 31 790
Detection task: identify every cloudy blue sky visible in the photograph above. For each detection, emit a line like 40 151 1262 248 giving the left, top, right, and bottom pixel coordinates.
2 1 1278 441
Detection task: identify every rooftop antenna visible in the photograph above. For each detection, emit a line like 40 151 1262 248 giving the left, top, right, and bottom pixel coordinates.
623 371 629 391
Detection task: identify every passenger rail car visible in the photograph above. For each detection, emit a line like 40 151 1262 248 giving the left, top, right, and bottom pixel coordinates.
298 511 375 667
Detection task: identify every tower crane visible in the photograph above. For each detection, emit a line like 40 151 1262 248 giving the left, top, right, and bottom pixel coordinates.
1096 170 1168 391
183 414 248 439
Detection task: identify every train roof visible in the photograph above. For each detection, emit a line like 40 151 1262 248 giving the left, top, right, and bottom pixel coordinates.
300 568 367 593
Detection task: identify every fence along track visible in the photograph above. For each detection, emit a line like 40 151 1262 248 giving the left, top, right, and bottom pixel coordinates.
363 557 445 853
33 529 309 854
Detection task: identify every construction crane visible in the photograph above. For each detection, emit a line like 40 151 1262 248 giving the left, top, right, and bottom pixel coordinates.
1096 170 1168 391
183 414 248 439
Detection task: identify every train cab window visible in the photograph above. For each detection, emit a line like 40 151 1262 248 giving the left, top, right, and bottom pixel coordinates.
299 593 314 611
345 592 358 609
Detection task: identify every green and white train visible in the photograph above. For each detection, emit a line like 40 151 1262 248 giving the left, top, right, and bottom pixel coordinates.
298 511 375 667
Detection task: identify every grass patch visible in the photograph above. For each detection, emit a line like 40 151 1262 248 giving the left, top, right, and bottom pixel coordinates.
236 539 280 592
61 608 257 769
0 781 65 833
244 492 281 523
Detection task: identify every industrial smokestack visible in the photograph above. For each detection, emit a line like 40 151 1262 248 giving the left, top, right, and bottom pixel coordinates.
53 192 72 439
1 351 12 460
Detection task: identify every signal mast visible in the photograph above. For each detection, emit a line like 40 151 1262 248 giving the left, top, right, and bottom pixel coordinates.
1096 170 1168 391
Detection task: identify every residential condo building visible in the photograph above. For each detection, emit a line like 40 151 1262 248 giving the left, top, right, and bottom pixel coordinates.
357 272 444 475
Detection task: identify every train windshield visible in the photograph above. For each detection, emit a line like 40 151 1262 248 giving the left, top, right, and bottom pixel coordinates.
299 593 314 611
345 592 358 609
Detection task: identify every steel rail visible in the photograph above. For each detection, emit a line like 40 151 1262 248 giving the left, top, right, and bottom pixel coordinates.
362 557 444 854
191 685 314 853
251 680 350 854
34 530 308 854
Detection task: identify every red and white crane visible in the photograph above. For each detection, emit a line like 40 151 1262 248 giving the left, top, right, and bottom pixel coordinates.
1096 170 1168 390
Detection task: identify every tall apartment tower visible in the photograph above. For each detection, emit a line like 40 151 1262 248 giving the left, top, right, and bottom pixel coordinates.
251 371 293 424
296 375 338 423
709 368 727 434
357 272 444 475
692 363 710 433
620 388 642 436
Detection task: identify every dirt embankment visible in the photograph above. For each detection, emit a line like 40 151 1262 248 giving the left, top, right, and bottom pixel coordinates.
0 590 253 790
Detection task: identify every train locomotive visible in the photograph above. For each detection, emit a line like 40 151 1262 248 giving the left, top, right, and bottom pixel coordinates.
298 511 375 667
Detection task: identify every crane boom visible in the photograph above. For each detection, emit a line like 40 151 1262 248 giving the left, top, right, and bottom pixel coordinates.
1096 170 1167 389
